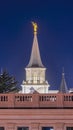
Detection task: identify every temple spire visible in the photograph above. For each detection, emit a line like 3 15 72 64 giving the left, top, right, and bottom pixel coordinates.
59 68 68 93
27 22 44 68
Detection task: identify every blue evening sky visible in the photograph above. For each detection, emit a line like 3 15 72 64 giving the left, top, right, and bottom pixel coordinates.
0 0 73 90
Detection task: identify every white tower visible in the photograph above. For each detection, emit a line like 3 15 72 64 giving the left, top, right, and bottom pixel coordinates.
21 22 50 93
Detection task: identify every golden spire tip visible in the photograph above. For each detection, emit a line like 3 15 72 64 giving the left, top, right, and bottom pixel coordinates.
31 21 38 34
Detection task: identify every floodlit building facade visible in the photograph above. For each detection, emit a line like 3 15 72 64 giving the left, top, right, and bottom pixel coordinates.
21 22 49 93
0 23 73 130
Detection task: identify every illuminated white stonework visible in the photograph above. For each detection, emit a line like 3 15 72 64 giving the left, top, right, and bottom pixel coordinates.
21 22 50 93
21 67 49 93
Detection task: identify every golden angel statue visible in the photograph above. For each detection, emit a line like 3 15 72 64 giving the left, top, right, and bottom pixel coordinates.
32 22 38 33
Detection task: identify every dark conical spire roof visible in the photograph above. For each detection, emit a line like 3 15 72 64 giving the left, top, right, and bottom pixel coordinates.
27 22 44 68
59 69 68 93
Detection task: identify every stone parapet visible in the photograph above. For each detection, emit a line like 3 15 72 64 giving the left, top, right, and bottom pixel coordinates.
0 93 72 108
